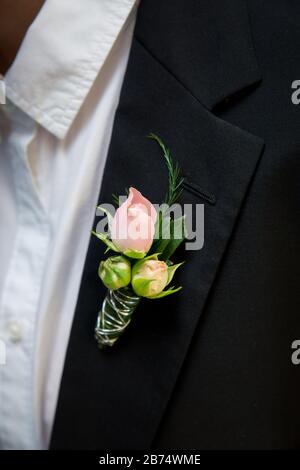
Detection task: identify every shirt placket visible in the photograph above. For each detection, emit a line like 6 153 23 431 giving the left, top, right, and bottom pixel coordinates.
0 110 50 449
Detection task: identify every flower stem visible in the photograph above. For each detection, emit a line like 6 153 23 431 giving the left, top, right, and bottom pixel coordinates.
95 287 141 349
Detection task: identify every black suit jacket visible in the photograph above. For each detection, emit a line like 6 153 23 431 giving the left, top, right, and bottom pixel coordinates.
50 0 300 449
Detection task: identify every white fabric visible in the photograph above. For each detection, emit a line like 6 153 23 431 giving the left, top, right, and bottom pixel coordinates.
0 0 138 449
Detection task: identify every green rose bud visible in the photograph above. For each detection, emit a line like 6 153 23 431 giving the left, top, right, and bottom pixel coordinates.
99 255 131 290
132 259 169 298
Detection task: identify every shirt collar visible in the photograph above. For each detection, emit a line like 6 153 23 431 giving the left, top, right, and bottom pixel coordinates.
5 0 137 140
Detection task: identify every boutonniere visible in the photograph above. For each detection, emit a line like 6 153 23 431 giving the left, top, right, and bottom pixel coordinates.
92 134 187 349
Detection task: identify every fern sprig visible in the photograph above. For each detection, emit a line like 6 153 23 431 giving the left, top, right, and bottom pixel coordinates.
112 187 129 207
148 133 184 206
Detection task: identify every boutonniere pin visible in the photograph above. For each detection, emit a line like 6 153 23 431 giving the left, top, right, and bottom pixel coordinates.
92 134 187 349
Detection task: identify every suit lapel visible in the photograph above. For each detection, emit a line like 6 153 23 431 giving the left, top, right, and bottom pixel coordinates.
135 0 261 110
51 0 264 449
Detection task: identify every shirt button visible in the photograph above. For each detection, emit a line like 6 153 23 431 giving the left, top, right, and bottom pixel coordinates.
8 321 23 343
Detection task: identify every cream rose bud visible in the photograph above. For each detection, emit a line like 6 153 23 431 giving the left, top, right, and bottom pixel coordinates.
132 259 169 298
99 256 131 290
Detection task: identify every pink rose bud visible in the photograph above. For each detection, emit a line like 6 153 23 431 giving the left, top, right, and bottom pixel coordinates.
111 187 157 258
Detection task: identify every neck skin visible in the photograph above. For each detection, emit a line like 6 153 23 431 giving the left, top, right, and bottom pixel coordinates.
0 0 45 75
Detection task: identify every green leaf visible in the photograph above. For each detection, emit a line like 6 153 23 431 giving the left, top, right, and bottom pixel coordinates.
160 216 187 261
142 253 161 261
166 262 185 286
151 212 171 254
92 231 120 253
112 194 120 206
123 249 147 259
131 278 153 297
148 286 182 299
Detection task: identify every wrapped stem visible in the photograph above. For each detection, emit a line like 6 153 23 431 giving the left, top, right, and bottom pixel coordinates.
95 287 141 349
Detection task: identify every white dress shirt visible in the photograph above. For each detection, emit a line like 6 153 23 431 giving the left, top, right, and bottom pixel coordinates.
0 0 138 450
